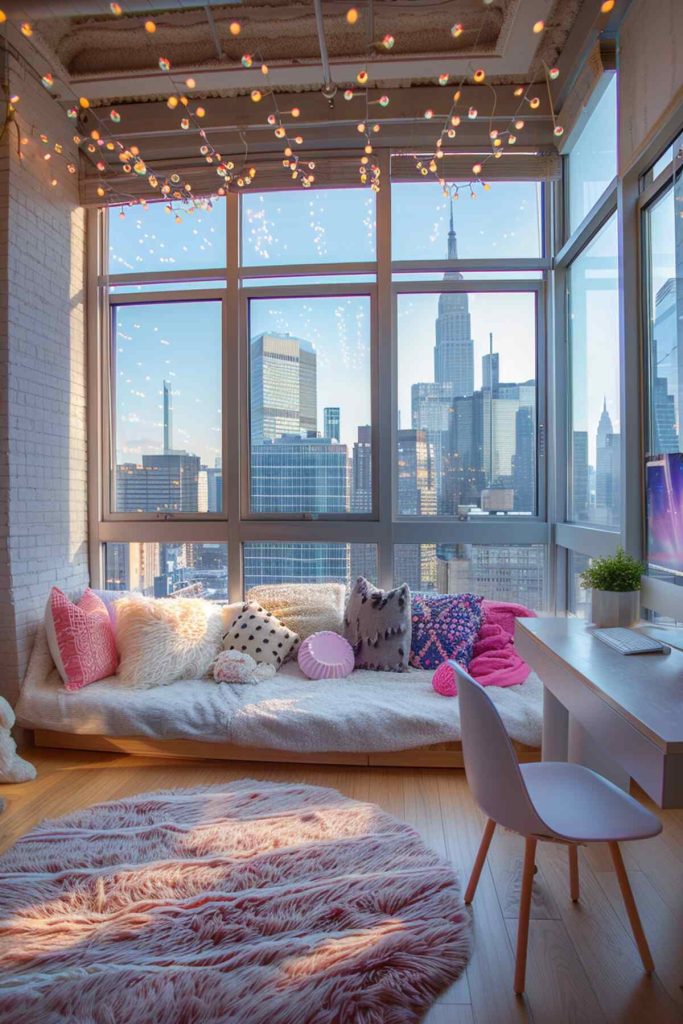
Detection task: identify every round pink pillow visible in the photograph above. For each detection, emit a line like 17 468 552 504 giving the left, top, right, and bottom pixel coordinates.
432 661 458 697
298 631 355 680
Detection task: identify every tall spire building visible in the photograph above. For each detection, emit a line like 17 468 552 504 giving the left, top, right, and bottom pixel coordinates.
434 202 475 397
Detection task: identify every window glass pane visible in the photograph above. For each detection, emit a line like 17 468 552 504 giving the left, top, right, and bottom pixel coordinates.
567 75 617 232
567 551 591 618
112 301 222 513
248 295 372 514
243 542 376 589
645 183 680 455
397 291 537 516
649 132 683 182
241 275 376 287
393 543 548 611
567 214 621 526
241 189 375 266
393 271 543 281
108 199 226 273
391 182 543 260
110 281 225 293
104 542 228 599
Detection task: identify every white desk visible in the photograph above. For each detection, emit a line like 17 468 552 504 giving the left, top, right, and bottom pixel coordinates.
515 618 683 809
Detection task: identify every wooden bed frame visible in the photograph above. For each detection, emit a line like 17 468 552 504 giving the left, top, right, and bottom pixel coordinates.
34 730 540 768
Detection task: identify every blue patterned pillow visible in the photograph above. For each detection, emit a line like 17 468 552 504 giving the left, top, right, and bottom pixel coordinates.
409 593 484 671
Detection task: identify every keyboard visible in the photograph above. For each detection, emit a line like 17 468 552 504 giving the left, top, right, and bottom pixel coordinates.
592 627 670 655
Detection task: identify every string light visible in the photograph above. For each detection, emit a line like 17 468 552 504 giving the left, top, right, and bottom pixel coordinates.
451 23 463 37
0 10 6 22
159 58 171 72
144 20 156 33
356 70 368 85
230 21 241 35
533 20 544 33
382 34 395 49
344 89 354 100
549 67 560 80
250 90 262 102
110 109 121 122
601 0 615 11
473 69 485 83
79 97 90 109
20 22 32 37
41 74 54 89
346 8 359 24
529 96 540 109
241 55 253 68
379 95 390 107
110 3 122 14
438 73 449 86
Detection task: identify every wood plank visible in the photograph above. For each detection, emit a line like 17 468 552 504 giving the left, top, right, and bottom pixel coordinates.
503 918 607 1024
488 828 562 921
595 867 683 1009
537 841 682 1023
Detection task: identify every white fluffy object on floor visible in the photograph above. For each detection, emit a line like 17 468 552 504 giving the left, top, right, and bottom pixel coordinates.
17 627 543 751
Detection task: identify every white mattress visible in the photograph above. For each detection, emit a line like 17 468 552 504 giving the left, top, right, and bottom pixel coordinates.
16 628 543 752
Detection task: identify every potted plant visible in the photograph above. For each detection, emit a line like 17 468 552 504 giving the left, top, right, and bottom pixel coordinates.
579 547 646 627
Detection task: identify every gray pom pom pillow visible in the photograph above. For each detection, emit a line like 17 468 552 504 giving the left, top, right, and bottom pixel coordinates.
343 577 412 672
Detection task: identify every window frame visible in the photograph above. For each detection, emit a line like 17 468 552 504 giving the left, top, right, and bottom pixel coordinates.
90 157 553 602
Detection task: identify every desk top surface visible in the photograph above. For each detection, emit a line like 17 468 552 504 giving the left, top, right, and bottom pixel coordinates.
516 617 683 752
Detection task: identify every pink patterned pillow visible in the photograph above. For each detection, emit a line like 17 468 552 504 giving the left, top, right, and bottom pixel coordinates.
44 587 118 691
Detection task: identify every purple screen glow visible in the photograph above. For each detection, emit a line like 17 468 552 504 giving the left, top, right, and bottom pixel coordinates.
646 453 683 575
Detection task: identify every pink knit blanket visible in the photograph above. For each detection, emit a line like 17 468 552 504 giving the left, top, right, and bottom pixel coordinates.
468 600 536 688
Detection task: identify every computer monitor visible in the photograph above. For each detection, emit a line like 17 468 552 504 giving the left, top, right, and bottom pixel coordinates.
646 452 683 576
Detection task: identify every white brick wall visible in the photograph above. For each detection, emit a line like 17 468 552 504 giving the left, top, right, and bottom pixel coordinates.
0 55 88 704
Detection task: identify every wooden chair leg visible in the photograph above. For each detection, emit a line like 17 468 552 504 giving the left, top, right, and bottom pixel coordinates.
568 845 580 902
608 841 655 974
514 837 537 995
464 818 496 905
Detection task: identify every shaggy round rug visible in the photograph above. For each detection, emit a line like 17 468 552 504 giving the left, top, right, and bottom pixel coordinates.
0 780 470 1024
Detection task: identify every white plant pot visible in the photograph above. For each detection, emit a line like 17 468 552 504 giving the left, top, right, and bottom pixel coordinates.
590 589 640 628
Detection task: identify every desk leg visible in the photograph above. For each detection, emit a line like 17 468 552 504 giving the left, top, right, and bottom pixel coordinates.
568 717 631 792
543 686 569 761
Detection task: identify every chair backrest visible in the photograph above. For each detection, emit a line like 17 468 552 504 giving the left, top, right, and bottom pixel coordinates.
455 663 547 837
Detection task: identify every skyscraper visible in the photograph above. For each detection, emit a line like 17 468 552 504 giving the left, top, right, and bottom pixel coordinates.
250 333 317 443
653 278 680 453
512 405 535 512
351 424 372 512
434 202 474 397
163 379 174 454
482 352 500 393
572 430 590 520
397 429 437 516
117 453 200 513
595 399 620 524
323 406 340 442
251 435 348 513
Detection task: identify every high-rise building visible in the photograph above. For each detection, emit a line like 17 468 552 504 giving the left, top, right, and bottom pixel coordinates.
512 405 535 512
652 376 678 453
595 399 621 524
443 391 485 510
104 542 160 594
411 381 454 507
243 542 348 589
397 429 437 516
434 202 474 397
324 406 341 442
436 543 547 609
250 333 317 443
116 453 200 513
163 379 174 454
572 431 590 520
251 436 348 513
482 352 500 392
351 424 372 512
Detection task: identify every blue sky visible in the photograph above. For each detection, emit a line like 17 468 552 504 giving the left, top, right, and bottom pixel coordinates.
109 180 608 466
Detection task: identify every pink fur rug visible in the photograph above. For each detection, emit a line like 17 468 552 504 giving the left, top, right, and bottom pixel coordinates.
0 780 470 1023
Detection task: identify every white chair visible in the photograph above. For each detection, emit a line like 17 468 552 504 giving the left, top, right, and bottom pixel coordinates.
453 662 662 995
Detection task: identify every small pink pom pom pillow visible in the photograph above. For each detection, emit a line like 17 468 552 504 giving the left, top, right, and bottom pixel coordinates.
298 631 355 680
45 587 118 691
432 661 459 697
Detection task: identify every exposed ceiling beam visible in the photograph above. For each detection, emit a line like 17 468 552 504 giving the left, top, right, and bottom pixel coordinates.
61 0 554 102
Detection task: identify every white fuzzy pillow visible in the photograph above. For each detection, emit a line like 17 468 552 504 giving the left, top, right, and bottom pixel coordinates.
114 596 224 688
245 583 346 640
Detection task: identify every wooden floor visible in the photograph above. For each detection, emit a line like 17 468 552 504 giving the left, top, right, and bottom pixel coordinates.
2 746 682 1024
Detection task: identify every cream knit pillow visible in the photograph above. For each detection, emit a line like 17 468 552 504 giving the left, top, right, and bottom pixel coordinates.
114 596 224 688
245 583 346 640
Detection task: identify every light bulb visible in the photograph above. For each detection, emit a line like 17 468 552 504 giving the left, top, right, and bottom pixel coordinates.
473 69 485 83
515 119 525 130
144 19 156 33
230 21 241 35
382 34 395 49
529 96 540 109
159 57 171 71
344 89 354 100
472 162 482 175
438 73 449 86
553 124 565 137
250 90 262 102
451 23 463 37
533 20 544 33
468 107 477 119
185 78 196 89
356 70 368 85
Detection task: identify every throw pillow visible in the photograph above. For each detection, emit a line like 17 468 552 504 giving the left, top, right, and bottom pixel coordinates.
343 577 411 672
114 596 224 688
410 592 484 671
222 602 299 669
44 587 118 691
245 583 346 640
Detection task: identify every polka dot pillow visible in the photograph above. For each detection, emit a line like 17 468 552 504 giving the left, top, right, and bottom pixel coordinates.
409 592 484 671
222 602 299 669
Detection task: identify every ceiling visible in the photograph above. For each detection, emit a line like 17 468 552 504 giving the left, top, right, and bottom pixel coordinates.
0 0 621 204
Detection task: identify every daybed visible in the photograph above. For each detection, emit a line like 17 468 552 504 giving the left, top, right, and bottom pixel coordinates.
17 625 543 767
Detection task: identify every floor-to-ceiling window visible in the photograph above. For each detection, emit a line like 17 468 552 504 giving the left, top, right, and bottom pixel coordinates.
92 158 552 607
554 71 622 615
